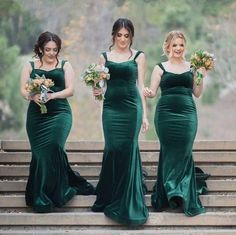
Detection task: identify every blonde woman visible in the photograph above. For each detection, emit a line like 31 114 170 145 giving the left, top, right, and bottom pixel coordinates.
143 30 209 216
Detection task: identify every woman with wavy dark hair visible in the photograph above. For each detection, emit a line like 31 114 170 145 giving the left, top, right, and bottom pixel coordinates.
91 18 149 225
20 31 95 213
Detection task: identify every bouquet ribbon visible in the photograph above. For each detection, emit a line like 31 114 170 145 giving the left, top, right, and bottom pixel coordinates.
37 85 55 114
196 71 203 86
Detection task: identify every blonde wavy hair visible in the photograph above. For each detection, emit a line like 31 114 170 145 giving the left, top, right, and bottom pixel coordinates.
162 30 186 59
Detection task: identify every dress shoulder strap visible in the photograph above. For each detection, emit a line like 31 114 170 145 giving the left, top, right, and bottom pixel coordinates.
29 61 34 70
102 52 107 61
61 60 67 69
158 63 166 72
133 51 144 60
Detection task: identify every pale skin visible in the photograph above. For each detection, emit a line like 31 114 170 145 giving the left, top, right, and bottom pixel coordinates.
93 27 149 132
20 41 75 103
143 37 207 99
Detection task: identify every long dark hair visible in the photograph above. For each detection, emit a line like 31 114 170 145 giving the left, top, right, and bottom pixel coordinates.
33 31 61 68
109 18 134 58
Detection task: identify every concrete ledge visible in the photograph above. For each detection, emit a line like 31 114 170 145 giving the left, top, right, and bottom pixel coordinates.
0 195 236 208
1 165 236 177
1 229 236 235
1 152 236 164
0 180 236 192
0 212 236 226
1 140 236 151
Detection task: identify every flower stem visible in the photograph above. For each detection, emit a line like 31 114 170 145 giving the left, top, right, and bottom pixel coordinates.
35 102 47 114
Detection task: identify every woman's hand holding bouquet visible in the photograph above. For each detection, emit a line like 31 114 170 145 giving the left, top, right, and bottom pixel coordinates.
81 64 110 101
190 50 215 85
25 74 54 114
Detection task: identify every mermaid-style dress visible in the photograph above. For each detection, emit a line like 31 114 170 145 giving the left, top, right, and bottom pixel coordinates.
151 63 209 216
25 60 95 213
91 51 149 225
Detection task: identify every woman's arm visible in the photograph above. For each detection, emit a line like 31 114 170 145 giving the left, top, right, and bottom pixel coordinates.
49 61 75 100
143 65 162 98
93 55 106 97
136 52 149 132
20 62 32 100
20 62 41 103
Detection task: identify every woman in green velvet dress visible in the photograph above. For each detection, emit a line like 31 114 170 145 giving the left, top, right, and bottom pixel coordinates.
143 31 209 216
91 18 149 225
20 31 95 213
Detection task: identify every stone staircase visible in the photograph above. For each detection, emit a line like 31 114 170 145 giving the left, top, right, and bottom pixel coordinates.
0 140 236 235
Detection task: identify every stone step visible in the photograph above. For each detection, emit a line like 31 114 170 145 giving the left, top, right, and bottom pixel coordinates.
0 141 235 234
1 151 236 164
1 140 236 151
0 212 236 226
1 229 236 235
0 179 235 192
1 165 236 177
0 195 236 208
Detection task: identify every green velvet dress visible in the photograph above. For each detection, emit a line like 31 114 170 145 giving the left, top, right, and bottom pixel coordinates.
25 60 95 213
91 52 149 225
151 63 209 216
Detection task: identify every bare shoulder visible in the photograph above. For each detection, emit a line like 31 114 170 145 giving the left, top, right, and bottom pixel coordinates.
32 59 41 69
100 53 106 60
161 61 168 67
22 60 33 73
133 49 145 56
133 49 146 63
63 60 72 67
153 64 164 76
98 53 106 65
63 60 73 72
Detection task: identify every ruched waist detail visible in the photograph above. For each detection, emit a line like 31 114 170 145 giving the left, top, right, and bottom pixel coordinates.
161 87 192 97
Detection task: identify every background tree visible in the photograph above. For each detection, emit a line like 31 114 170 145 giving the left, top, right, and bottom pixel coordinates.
0 36 21 132
0 0 235 140
0 0 41 135
0 0 42 54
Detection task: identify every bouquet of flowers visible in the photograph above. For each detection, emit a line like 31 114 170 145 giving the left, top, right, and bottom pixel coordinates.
190 50 215 85
25 74 54 114
80 63 110 100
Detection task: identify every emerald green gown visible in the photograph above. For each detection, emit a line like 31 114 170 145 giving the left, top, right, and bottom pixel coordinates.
91 51 149 225
25 60 95 213
151 63 209 216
